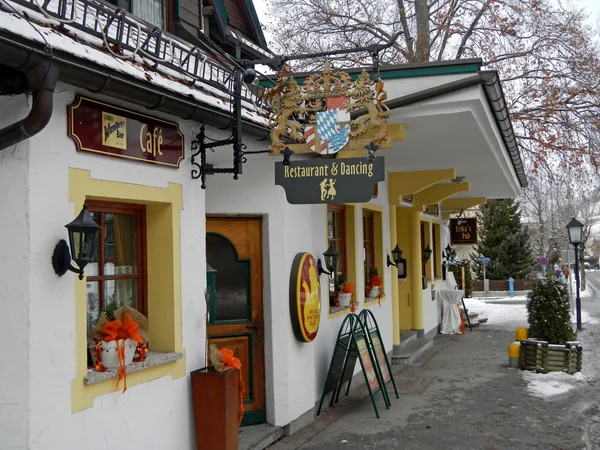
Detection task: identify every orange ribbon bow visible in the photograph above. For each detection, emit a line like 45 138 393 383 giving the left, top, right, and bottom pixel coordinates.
101 313 144 393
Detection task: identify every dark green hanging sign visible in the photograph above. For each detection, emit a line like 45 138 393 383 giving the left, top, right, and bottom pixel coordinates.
275 157 385 204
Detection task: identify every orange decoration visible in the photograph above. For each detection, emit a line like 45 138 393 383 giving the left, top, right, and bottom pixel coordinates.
458 305 465 334
101 313 144 344
221 348 245 425
100 313 144 393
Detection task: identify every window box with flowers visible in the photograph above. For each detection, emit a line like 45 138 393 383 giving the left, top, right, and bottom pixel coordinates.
333 274 356 312
366 266 384 305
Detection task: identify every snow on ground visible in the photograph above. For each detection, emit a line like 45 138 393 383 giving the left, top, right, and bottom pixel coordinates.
464 295 591 400
464 296 528 329
521 370 587 399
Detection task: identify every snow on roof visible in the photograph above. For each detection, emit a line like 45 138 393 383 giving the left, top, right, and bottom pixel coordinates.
0 1 268 126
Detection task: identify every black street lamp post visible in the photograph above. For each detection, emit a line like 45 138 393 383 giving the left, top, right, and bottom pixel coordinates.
566 218 584 331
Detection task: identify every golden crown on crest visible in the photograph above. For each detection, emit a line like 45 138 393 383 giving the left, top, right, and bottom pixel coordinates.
262 60 391 155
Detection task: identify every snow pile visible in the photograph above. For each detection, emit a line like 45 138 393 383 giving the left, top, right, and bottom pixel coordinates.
521 370 587 399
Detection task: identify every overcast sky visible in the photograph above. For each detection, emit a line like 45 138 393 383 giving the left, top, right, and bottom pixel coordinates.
253 0 600 41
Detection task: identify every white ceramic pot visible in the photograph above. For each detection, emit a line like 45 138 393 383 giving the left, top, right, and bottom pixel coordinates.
100 338 137 369
338 292 352 307
367 286 381 299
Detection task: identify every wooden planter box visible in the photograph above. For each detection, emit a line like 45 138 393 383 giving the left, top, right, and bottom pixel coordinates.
191 367 240 450
519 339 582 374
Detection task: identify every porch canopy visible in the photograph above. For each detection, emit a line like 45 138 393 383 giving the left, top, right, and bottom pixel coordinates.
348 59 526 205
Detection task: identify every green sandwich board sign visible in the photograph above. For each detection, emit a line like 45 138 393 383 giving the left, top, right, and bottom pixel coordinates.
317 313 396 418
275 157 385 204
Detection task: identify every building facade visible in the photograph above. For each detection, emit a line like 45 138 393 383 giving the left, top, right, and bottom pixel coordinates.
0 0 526 448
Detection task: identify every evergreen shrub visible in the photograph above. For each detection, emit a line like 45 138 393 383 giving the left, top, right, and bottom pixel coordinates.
527 277 575 344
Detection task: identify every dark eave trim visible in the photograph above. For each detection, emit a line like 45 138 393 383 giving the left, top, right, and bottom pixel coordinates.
479 70 527 188
0 31 270 138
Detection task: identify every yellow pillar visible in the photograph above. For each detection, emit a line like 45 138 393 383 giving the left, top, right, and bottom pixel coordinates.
410 211 424 330
388 203 400 346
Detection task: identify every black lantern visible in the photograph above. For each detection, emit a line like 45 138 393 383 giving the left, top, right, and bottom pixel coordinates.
423 245 433 262
52 201 102 280
318 243 339 277
566 217 584 330
566 218 584 246
387 244 407 278
387 244 402 267
444 244 457 263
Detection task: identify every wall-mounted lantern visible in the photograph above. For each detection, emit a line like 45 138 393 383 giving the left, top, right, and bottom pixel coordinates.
387 244 407 279
317 243 339 277
52 201 102 280
442 244 457 281
423 244 433 262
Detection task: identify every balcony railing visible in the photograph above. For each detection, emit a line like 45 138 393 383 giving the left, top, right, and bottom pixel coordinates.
6 0 264 107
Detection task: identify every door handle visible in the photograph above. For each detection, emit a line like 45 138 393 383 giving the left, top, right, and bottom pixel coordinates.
246 319 260 345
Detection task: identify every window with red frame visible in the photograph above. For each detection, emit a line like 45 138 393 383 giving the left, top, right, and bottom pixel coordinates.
328 205 347 305
85 201 147 337
363 210 375 293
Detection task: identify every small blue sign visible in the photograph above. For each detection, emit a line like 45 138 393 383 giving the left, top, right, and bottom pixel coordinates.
477 257 491 263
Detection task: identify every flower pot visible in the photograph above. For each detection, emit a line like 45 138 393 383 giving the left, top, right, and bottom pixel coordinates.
100 338 137 369
338 292 352 307
191 367 240 450
367 286 381 299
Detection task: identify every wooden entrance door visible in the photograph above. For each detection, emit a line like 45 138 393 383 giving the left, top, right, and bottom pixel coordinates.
206 217 265 425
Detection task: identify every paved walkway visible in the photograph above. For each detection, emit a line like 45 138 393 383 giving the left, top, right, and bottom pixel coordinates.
268 292 600 450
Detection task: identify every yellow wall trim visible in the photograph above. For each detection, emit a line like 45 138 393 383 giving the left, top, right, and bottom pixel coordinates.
412 183 470 209
69 169 185 412
388 170 456 205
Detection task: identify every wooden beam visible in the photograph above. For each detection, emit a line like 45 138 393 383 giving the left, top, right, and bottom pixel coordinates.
388 169 456 205
412 183 470 209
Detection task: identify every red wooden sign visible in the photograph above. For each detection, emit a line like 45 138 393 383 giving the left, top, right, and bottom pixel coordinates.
289 253 321 342
67 96 184 168
450 218 478 245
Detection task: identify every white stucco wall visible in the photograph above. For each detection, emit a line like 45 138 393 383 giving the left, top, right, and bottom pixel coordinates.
205 153 395 427
0 95 32 450
1 83 453 448
0 84 213 450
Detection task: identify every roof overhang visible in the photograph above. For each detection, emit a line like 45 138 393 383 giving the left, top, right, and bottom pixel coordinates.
378 68 525 200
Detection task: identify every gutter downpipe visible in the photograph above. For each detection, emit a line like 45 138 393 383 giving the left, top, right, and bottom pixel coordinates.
0 55 59 151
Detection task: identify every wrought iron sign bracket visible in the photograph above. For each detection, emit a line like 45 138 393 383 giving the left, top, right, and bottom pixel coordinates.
191 67 247 189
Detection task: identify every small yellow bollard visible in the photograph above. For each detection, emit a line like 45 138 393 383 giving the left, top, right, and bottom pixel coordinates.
515 327 528 341
508 341 520 368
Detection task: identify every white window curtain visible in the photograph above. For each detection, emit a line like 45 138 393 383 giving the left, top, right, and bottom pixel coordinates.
133 0 163 28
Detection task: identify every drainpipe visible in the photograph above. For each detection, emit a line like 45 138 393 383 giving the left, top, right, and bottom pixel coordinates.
0 56 59 151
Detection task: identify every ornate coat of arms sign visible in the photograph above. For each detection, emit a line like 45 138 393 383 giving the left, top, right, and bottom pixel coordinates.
263 61 391 154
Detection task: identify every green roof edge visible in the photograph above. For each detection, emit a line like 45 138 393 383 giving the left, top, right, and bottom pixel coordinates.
258 61 481 88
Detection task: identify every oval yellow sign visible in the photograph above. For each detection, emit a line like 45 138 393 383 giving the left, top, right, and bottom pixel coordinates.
290 253 321 342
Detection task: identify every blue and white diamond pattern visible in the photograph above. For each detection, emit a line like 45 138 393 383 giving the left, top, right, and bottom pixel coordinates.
316 108 350 154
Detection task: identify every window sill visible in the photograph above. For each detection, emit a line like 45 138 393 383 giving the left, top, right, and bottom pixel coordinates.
328 302 359 318
84 351 183 386
365 295 385 305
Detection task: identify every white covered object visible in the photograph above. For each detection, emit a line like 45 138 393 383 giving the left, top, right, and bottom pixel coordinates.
446 271 459 289
439 289 464 334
